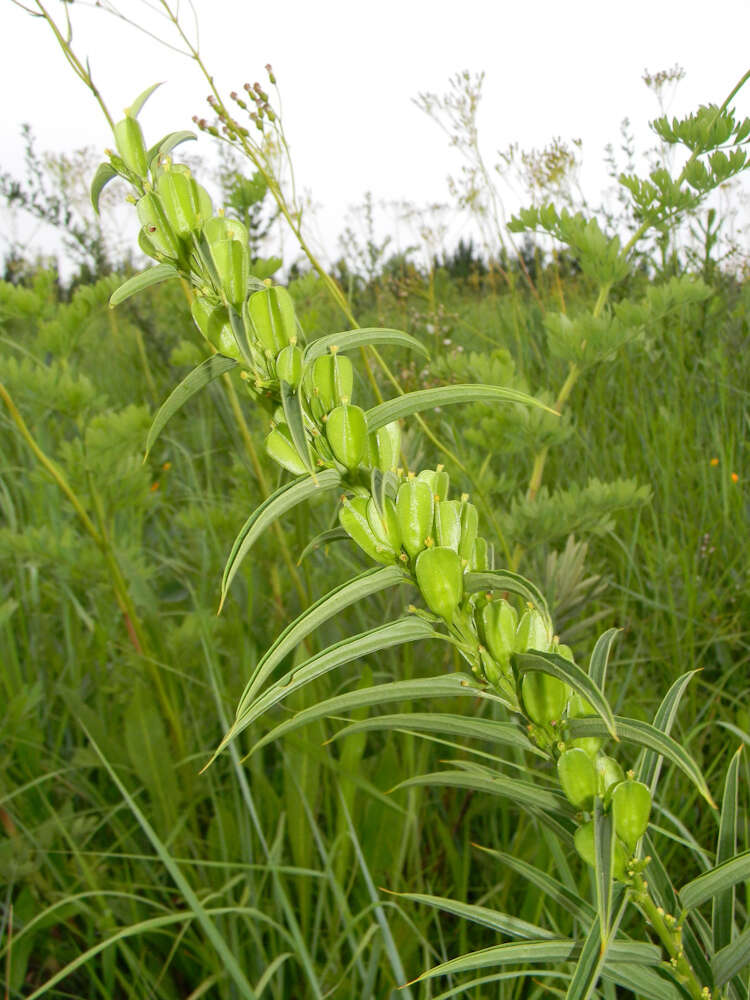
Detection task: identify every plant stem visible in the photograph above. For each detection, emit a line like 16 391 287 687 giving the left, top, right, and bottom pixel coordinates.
632 876 706 1000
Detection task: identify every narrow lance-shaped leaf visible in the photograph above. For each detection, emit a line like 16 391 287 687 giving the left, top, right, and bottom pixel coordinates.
637 669 701 792
714 747 743 953
395 770 572 819
365 384 554 432
464 570 551 626
110 264 178 307
304 327 429 362
474 845 595 921
90 162 119 214
146 129 196 166
328 711 545 758
515 650 617 740
588 627 620 690
144 354 238 460
210 565 408 762
280 379 314 474
567 716 716 807
296 527 349 564
219 469 341 612
236 618 436 743
680 849 750 910
388 890 557 940
712 925 750 990
593 799 615 937
125 81 163 118
564 917 604 1000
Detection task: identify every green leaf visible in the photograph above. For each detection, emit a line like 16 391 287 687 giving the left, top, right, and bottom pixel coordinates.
146 129 196 166
304 327 429 363
714 747 743 952
474 845 595 921
464 570 550 625
328 711 545 758
713 926 750 988
681 849 750 910
395 769 572 818
390 891 557 940
144 355 237 460
90 162 119 214
567 716 715 807
588 627 620 690
125 81 163 118
593 799 615 936
280 379 314 474
408 938 579 983
296 527 349 563
564 917 604 1000
235 618 436 746
219 469 341 612
110 264 178 306
602 963 688 1000
637 670 701 793
249 675 497 757
515 650 617 740
366 384 552 432
234 565 406 716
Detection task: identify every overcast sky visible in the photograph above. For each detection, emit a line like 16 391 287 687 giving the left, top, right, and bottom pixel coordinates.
4 0 750 269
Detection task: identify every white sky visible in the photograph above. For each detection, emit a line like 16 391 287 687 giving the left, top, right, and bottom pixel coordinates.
4 0 750 269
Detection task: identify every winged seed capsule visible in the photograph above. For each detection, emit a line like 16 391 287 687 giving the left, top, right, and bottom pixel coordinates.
396 477 434 560
557 747 597 809
113 116 148 177
339 496 394 564
415 545 464 620
611 780 651 849
156 166 212 237
325 403 368 469
246 285 297 353
136 193 181 260
367 421 401 472
311 354 354 412
574 821 627 881
265 424 308 476
190 298 241 360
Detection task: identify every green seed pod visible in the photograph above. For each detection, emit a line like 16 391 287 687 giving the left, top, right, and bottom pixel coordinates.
246 285 297 353
311 353 354 412
415 545 464 620
557 748 597 809
339 496 394 564
190 298 241 360
114 116 148 177
417 468 449 502
480 647 507 687
265 424 308 476
470 536 488 571
204 215 249 246
396 477 434 559
596 755 625 800
521 672 569 726
325 404 368 469
458 500 478 562
136 192 181 259
574 821 626 880
366 496 401 553
515 608 551 653
480 599 517 671
568 690 603 758
276 344 303 387
611 780 651 850
367 421 401 472
157 168 211 237
434 500 462 552
211 239 249 307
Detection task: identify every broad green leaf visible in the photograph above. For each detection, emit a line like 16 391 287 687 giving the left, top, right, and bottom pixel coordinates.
90 162 118 214
714 747 743 953
110 264 178 306
567 716 715 807
588 627 620 690
280 379 314 474
304 327 429 363
236 618 436 745
249 675 494 757
515 650 617 739
395 769 572 818
713 926 750 988
474 844 595 920
637 670 701 793
365 384 552 432
593 799 615 937
464 570 550 625
144 354 238 460
681 849 750 910
328 711 545 757
146 129 196 166
125 81 163 118
230 565 406 719
296 527 349 563
219 469 341 612
390 891 556 940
